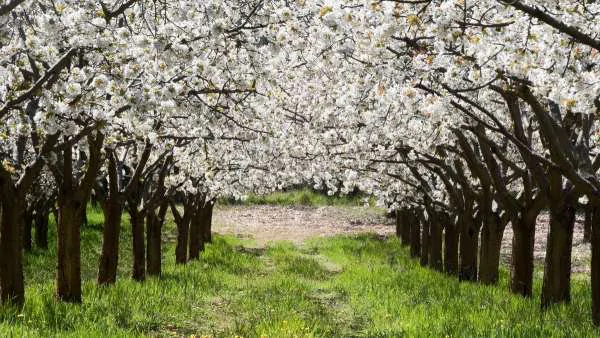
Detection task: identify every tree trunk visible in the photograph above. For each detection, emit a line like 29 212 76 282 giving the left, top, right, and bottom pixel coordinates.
429 217 443 272
541 196 576 308
98 198 123 285
202 203 213 244
401 210 411 247
459 212 479 282
591 204 600 326
173 204 191 264
510 213 537 297
420 218 430 266
130 211 145 281
34 210 49 249
146 203 167 276
395 210 402 239
56 197 84 302
478 212 504 285
444 218 459 276
409 212 421 258
23 211 33 252
0 197 25 305
189 203 209 260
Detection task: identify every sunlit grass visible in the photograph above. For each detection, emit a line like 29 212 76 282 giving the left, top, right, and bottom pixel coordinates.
219 187 374 207
0 208 596 336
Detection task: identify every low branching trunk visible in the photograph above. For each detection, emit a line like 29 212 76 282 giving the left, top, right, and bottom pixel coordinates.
0 195 25 305
510 212 537 297
459 211 479 282
542 191 576 308
98 198 123 286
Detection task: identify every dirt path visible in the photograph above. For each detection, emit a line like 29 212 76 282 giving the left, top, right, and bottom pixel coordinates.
212 205 394 244
213 205 591 273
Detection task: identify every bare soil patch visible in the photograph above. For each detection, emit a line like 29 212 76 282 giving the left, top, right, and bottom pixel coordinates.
213 205 591 273
212 205 394 244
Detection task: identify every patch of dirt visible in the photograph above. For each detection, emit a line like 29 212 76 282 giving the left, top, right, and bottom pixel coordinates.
213 205 591 274
212 205 394 245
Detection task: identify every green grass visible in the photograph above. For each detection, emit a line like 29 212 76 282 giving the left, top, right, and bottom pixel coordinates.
219 188 374 207
0 207 596 337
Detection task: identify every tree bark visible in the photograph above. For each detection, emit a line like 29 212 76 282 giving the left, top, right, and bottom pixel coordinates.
202 202 213 244
0 196 25 305
459 211 479 282
420 217 430 266
172 202 192 264
22 210 33 252
429 216 443 272
510 213 537 297
56 196 84 302
146 212 161 276
189 202 210 260
541 194 576 308
591 204 600 326
409 211 421 258
478 212 504 285
400 209 411 247
130 210 145 281
444 218 459 276
146 201 167 276
97 198 123 285
34 210 49 249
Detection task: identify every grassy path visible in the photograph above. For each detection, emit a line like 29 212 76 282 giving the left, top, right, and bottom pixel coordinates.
0 207 596 337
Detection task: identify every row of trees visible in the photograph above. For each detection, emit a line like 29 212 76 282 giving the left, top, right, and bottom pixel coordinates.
290 0 600 326
0 0 298 305
1 0 600 328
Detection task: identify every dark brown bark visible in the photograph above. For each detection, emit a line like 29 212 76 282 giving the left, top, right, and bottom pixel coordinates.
400 209 411 247
0 196 25 305
172 201 192 264
146 201 168 276
22 210 33 252
395 210 402 239
130 210 145 281
592 203 600 326
541 192 576 308
444 218 459 276
56 197 84 302
429 216 443 272
510 213 537 297
97 198 123 285
34 211 49 249
202 202 213 244
146 213 161 276
409 211 421 258
189 202 210 260
459 212 479 282
478 212 504 285
420 217 430 266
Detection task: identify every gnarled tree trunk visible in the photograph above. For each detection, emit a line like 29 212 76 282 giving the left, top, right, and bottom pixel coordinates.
459 211 478 282
444 216 459 276
0 196 25 305
34 210 49 249
478 211 504 285
542 191 576 308
429 214 443 272
56 196 85 302
129 210 146 281
420 217 430 266
98 198 123 285
510 212 537 297
409 211 421 258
